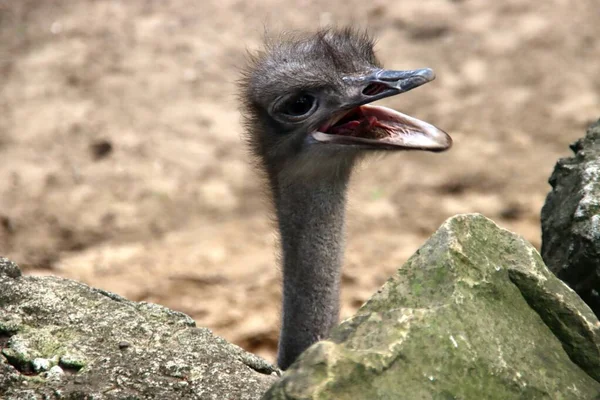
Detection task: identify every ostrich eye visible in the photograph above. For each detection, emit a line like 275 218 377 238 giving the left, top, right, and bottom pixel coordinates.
281 94 317 118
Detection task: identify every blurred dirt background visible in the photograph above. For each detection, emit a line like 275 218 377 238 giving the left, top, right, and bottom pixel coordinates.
1 0 599 361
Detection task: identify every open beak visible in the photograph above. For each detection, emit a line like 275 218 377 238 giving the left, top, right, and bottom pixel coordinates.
313 68 452 152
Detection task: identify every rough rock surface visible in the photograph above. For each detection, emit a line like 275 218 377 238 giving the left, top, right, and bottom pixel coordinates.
264 214 600 400
0 257 278 400
542 118 600 317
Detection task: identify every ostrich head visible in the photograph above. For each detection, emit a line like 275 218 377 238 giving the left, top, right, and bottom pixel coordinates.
241 28 452 182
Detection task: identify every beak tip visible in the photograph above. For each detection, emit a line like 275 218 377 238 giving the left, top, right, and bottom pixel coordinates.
421 68 436 82
442 134 453 150
398 68 437 92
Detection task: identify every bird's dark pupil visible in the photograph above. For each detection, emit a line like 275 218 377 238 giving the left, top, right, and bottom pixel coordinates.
286 95 313 116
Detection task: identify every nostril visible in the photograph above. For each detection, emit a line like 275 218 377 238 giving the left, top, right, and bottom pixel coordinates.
362 83 388 96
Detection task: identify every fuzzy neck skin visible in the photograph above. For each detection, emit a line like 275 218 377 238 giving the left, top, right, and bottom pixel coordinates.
272 166 352 370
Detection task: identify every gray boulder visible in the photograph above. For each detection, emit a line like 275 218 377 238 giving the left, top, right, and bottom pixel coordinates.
263 214 600 400
542 118 600 317
0 257 278 400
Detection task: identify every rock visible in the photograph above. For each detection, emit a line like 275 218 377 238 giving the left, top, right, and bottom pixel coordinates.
0 260 278 400
541 118 600 317
263 214 600 400
89 139 114 160
0 257 21 279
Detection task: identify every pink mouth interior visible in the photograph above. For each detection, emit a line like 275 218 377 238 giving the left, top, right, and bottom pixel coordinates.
320 107 395 140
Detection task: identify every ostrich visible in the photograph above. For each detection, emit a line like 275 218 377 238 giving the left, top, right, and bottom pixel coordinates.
240 28 452 370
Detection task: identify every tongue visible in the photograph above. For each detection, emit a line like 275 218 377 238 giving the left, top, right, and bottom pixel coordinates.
329 116 381 137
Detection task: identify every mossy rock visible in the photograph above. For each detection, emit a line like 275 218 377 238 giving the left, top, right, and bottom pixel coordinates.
0 257 278 400
264 214 600 400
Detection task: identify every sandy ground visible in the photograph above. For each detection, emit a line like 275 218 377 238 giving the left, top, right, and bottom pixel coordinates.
1 0 599 361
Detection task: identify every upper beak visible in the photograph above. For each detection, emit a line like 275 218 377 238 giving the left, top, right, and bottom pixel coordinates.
346 68 436 105
371 68 435 92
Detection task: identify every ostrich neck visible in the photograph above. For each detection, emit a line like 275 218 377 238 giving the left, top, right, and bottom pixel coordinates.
273 169 351 369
